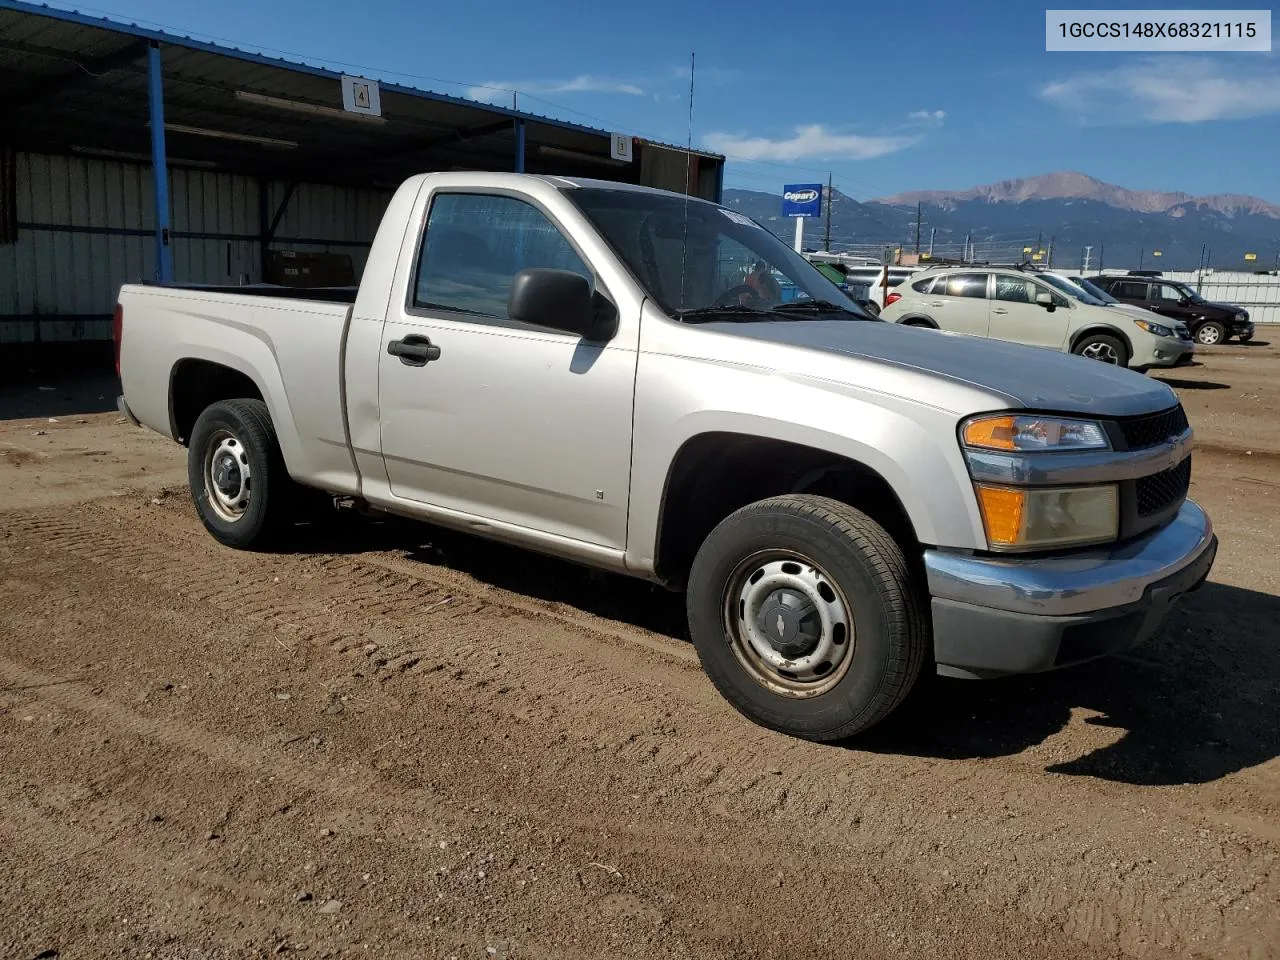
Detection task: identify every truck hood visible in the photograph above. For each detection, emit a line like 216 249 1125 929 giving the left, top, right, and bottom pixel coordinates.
1191 300 1244 317
698 318 1177 418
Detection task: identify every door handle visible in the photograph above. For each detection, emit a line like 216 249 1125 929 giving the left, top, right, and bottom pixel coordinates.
992 307 1009 314
928 300 945 307
387 334 441 366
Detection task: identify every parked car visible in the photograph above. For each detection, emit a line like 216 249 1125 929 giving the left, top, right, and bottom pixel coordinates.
1042 272 1196 345
1087 274 1253 345
114 172 1216 742
881 264 1195 370
831 264 918 314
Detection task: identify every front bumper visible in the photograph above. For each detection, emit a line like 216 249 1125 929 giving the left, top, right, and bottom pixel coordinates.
1144 339 1195 368
924 499 1216 678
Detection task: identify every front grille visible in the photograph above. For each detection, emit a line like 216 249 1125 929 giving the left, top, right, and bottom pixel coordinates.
1118 405 1190 450
1136 456 1191 517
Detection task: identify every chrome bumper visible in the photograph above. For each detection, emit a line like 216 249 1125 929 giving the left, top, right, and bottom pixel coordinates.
925 499 1214 617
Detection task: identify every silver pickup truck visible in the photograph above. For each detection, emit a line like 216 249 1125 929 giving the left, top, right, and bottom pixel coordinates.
115 172 1217 741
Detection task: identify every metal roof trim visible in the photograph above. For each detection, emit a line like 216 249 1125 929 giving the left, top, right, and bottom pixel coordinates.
0 0 724 161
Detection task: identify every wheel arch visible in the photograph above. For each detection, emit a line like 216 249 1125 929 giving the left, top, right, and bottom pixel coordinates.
897 315 939 329
652 431 921 588
1069 324 1134 357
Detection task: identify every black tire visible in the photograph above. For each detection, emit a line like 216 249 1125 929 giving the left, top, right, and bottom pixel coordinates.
900 318 935 329
1194 321 1226 346
187 398 292 550
686 495 928 741
860 300 881 317
1072 332 1130 367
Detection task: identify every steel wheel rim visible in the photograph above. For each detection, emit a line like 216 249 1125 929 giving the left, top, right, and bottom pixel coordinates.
203 429 251 522
1081 341 1120 364
721 550 855 699
1196 325 1221 345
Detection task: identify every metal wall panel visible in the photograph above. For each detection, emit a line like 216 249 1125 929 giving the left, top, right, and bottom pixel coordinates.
1 151 392 342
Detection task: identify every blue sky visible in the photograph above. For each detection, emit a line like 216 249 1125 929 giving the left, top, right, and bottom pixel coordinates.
47 0 1280 202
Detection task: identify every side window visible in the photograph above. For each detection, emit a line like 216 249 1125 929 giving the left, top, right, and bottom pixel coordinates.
911 276 936 293
993 275 1035 303
1157 283 1185 301
414 193 591 321
936 273 988 299
1113 281 1149 300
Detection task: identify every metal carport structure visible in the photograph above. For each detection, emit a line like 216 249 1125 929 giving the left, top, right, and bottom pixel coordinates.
0 0 724 341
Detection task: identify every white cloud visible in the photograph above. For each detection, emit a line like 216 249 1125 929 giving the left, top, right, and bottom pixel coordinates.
908 109 946 123
703 124 919 162
466 75 644 103
1039 57 1280 123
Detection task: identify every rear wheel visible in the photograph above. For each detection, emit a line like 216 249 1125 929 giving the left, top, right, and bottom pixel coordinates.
1195 321 1225 346
188 398 292 550
1073 332 1129 367
901 318 935 329
686 495 928 741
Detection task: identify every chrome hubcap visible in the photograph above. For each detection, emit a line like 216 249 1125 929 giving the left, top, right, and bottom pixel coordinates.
204 430 251 522
1196 325 1221 345
722 552 854 699
1081 341 1120 364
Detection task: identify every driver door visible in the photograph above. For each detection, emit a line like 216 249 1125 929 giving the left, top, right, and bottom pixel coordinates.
376 191 638 550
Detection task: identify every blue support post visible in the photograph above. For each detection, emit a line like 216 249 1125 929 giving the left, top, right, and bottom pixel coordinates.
147 40 174 282
514 118 525 173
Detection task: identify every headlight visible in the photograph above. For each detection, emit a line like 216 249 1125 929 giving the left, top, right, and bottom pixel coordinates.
974 483 1119 550
962 415 1110 452
1133 318 1175 338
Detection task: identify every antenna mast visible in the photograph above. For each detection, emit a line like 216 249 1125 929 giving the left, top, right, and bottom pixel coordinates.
677 52 695 310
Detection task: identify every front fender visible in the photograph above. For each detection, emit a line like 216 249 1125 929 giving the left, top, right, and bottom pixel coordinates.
626 354 990 574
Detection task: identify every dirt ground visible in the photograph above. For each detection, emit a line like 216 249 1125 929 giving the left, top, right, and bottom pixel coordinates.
1 341 1278 960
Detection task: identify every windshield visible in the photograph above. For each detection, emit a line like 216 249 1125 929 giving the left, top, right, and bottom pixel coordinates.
1039 272 1108 306
567 187 875 321
1068 276 1119 303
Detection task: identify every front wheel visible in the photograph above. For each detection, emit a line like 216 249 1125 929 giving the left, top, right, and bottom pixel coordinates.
1073 332 1130 367
686 495 928 741
187 398 292 550
1195 321 1225 346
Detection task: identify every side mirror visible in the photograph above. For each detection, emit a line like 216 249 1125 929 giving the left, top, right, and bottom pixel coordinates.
1178 296 1190 306
1035 291 1056 311
508 268 615 339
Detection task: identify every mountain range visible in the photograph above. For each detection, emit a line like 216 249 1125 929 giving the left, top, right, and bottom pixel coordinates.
723 172 1279 271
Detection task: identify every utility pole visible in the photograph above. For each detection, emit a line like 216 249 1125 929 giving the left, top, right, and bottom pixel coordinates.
1082 244 1092 273
914 200 922 255
928 227 936 258
1035 230 1043 254
1047 236 1055 267
823 171 833 252
963 232 971 263
1098 243 1104 272
1139 248 1145 270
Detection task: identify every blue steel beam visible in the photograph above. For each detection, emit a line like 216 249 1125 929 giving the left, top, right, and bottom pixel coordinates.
147 41 174 282
514 119 525 173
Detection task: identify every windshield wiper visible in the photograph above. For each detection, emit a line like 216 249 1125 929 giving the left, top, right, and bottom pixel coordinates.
676 305 772 323
772 299 860 315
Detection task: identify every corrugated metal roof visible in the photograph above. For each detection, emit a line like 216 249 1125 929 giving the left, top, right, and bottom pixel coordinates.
0 0 723 175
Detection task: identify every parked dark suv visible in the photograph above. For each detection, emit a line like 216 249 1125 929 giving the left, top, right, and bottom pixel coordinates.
1087 275 1253 345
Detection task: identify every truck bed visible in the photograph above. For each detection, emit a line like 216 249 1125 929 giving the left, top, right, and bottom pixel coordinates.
141 281 359 304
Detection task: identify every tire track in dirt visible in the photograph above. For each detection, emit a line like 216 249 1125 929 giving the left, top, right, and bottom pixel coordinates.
3 498 1278 958
1 572 1119 960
